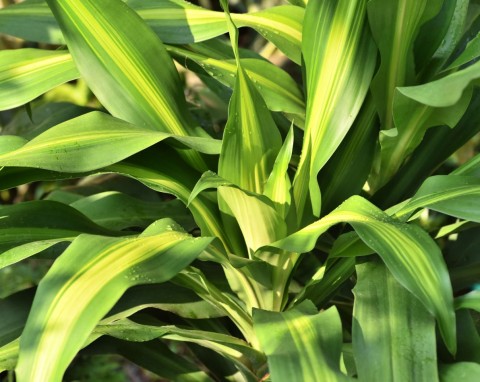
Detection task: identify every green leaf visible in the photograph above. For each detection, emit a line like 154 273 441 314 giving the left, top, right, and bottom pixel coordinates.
263 127 294 218
219 187 286 255
0 112 220 172
367 0 442 130
439 362 480 382
90 338 214 382
254 302 350 382
217 13 282 195
446 32 480 71
15 228 212 382
396 176 480 222
45 0 210 170
168 44 305 118
0 0 66 44
266 195 456 354
455 290 480 312
94 318 265 382
353 261 438 382
0 200 115 255
0 49 78 111
397 61 480 108
293 0 376 220
70 191 195 231
1 1 303 63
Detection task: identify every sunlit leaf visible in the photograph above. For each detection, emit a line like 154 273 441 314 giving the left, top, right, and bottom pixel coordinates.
0 49 78 111
15 226 212 382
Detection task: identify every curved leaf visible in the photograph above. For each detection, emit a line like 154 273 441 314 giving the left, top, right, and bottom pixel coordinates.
455 290 480 312
367 0 442 129
168 45 305 118
0 49 78 111
254 302 350 382
0 0 303 63
266 195 456 354
397 176 480 222
293 0 376 220
0 112 220 172
15 228 212 382
45 0 206 137
0 200 116 255
353 261 438 382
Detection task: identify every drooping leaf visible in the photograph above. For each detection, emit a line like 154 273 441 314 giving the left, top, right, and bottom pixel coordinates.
266 195 456 353
70 191 195 231
217 10 282 195
46 0 213 170
94 318 265 382
353 261 438 382
0 49 78 111
455 290 480 312
396 176 480 222
254 302 351 382
168 45 305 118
0 0 304 64
0 200 116 256
293 0 376 220
15 226 212 382
88 338 214 382
0 112 220 172
263 127 294 218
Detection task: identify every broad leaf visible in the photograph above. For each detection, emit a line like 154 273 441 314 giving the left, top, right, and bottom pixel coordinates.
94 318 265 382
70 191 195 231
168 45 305 118
0 0 303 63
353 261 438 382
439 362 480 382
254 302 350 382
45 0 210 171
293 0 376 220
0 200 115 255
0 49 78 111
15 227 212 382
266 195 456 353
217 8 282 195
367 0 442 129
455 290 480 312
397 176 480 222
0 112 220 172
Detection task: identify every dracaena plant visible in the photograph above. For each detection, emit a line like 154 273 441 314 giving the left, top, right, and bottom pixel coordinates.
0 0 479 381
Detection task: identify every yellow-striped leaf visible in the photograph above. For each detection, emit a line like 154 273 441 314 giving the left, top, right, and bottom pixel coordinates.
293 0 376 220
1 0 303 63
353 261 438 382
15 228 212 382
218 3 282 195
0 112 220 172
168 44 305 118
396 176 480 222
0 49 78 111
45 0 204 138
367 0 443 130
265 195 456 354
254 302 351 382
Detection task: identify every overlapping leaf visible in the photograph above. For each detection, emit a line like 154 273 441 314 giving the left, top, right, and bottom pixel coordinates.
265 195 456 353
15 226 212 382
0 49 78 111
0 112 220 172
1 0 303 63
353 261 438 382
254 302 350 382
293 0 376 220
